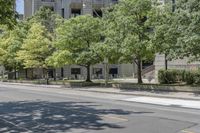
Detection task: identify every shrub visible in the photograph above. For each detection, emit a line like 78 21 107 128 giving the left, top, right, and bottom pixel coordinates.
185 71 195 85
159 69 200 85
158 69 185 84
184 70 200 85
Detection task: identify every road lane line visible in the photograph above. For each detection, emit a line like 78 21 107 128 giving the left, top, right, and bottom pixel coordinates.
182 130 195 133
123 97 200 110
100 115 128 122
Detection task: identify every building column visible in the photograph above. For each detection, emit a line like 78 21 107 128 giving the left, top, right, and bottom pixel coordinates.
82 0 93 15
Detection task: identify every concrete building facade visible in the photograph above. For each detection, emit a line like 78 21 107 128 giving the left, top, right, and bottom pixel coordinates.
24 0 118 19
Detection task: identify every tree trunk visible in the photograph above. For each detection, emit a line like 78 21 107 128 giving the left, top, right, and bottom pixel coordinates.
46 69 49 85
53 68 56 81
165 54 168 70
31 68 33 80
137 58 143 84
25 69 28 79
86 65 91 82
14 68 17 80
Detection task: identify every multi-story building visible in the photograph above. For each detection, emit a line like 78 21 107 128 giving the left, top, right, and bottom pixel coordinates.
22 0 137 80
24 0 118 19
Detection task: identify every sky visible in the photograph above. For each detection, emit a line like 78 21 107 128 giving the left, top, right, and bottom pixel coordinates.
16 0 24 14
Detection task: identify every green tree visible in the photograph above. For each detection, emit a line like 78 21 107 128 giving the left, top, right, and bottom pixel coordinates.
101 6 124 64
29 6 63 34
49 15 103 82
28 7 63 80
174 0 200 61
0 22 28 79
103 0 155 84
17 22 52 81
0 0 17 28
154 0 200 64
153 0 179 70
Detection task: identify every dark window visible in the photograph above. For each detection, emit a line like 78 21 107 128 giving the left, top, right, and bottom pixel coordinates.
111 0 118 3
142 61 153 69
61 8 64 18
48 69 54 78
93 68 103 75
41 0 55 2
109 68 118 75
93 10 102 17
61 67 64 77
71 9 81 17
71 68 81 75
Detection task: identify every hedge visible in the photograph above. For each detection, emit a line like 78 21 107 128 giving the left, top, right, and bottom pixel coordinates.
158 69 185 84
158 69 200 85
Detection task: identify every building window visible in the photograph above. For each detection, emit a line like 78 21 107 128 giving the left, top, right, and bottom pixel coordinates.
93 68 102 75
71 9 81 17
111 0 118 3
61 8 65 18
93 9 102 17
48 69 54 78
41 0 55 2
109 68 118 75
109 68 118 78
61 67 64 77
71 68 81 75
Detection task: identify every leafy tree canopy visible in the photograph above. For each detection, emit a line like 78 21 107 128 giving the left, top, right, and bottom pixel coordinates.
28 6 63 34
103 0 156 83
17 22 52 69
175 0 200 61
0 22 28 71
49 15 103 82
0 0 17 28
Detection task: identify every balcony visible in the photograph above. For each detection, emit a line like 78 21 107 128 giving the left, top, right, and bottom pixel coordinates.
41 0 55 7
92 0 104 9
93 0 104 5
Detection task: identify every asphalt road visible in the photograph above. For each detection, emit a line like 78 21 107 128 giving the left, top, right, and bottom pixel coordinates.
0 83 200 133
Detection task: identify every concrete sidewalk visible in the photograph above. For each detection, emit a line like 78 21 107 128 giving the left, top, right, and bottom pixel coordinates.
1 82 200 101
78 87 200 101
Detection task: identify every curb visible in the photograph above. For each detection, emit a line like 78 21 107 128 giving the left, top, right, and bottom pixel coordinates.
0 82 63 89
1 82 200 101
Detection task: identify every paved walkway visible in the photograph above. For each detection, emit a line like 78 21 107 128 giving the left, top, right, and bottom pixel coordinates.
78 87 200 101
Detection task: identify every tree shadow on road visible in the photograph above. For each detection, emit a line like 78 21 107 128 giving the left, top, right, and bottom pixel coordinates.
0 100 135 132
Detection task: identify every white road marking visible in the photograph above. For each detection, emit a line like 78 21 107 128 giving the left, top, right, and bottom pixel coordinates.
123 97 200 109
182 130 196 133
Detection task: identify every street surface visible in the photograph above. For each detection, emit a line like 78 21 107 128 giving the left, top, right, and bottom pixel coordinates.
0 83 200 133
